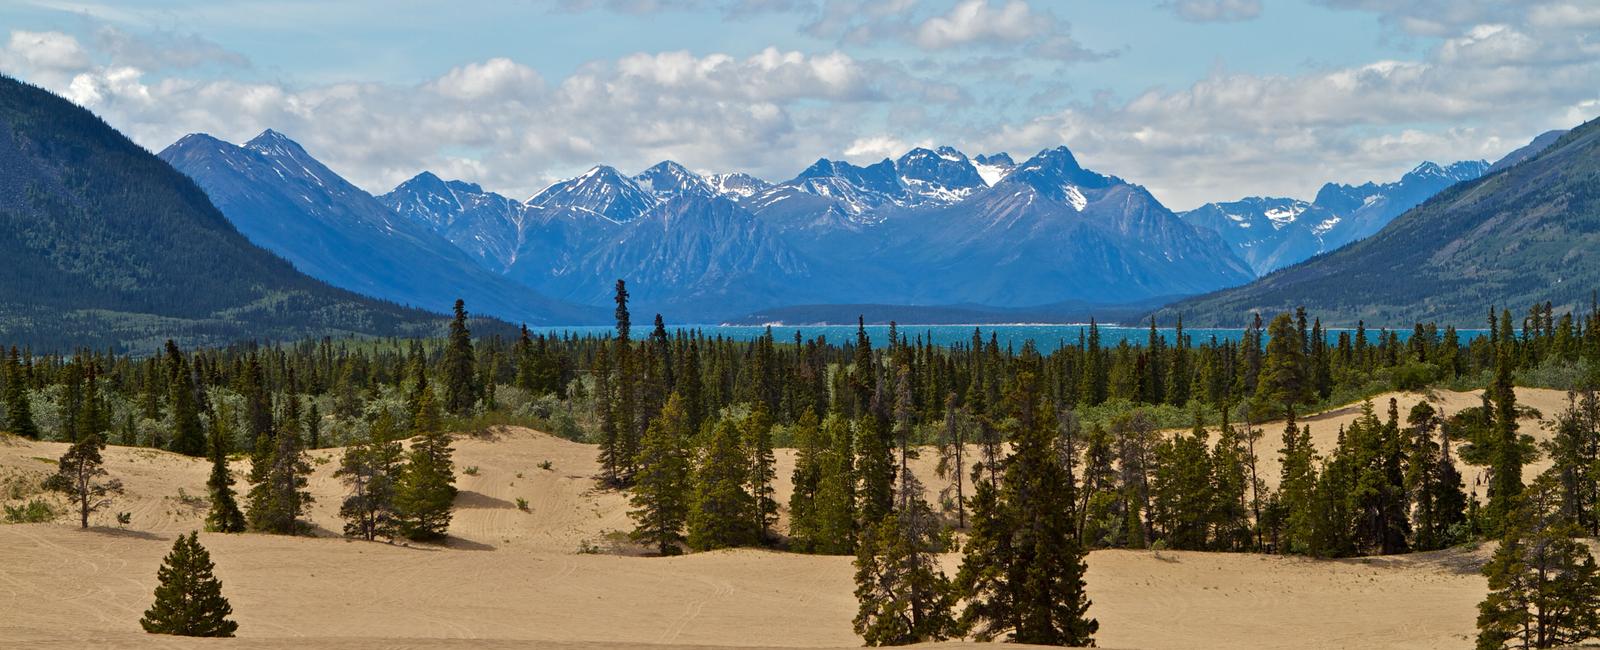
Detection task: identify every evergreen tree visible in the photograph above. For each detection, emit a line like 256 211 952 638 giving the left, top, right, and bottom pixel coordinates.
935 394 968 528
788 409 827 551
810 412 859 555
245 391 313 535
593 340 622 486
856 413 896 527
853 513 959 646
203 406 245 534
1405 402 1467 550
1277 414 1318 554
1486 342 1525 537
612 280 638 483
687 418 757 551
395 384 456 541
745 402 778 540
336 412 403 541
140 532 237 638
305 402 322 450
956 358 1097 645
166 341 206 457
629 393 692 555
440 299 480 416
1257 313 1313 417
45 433 123 528
3 347 39 439
1477 478 1600 649
1149 417 1214 550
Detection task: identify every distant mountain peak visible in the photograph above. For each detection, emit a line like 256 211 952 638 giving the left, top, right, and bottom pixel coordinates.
244 128 309 158
634 160 714 199
529 164 658 223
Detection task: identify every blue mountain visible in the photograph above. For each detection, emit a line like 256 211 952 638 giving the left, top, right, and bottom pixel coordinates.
159 131 599 325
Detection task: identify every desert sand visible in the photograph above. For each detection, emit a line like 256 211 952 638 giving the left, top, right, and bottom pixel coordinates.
0 387 1578 649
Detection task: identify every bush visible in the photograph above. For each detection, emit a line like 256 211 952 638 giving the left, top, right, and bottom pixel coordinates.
462 466 479 476
516 497 529 512
1390 362 1439 391
4 498 58 523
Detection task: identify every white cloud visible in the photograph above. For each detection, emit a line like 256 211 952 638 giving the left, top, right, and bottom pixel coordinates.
842 134 931 161
1161 0 1263 23
3 0 1593 213
915 0 1041 49
5 30 90 71
429 58 545 101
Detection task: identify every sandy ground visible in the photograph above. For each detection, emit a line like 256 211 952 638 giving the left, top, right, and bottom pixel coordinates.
0 387 1574 649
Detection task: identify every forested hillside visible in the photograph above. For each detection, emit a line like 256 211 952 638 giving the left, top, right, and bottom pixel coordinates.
0 76 451 352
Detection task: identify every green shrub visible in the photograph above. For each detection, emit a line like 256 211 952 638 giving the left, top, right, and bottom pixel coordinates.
4 498 57 523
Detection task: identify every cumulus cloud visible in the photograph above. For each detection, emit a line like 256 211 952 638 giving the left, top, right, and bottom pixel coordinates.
4 30 90 71
1161 0 1263 23
3 0 1593 212
914 0 1041 49
3 31 964 197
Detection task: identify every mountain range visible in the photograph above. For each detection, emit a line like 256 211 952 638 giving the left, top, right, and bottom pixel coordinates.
1161 120 1598 326
9 72 1584 343
161 129 1269 322
1178 160 1491 275
0 75 451 352
157 132 599 325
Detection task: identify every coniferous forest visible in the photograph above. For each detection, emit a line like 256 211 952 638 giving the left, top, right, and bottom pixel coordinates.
7 286 1600 646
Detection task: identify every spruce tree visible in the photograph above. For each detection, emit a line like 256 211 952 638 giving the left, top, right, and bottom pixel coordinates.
165 341 206 457
853 513 959 646
1257 313 1313 417
441 299 480 416
934 394 967 528
629 393 692 555
3 347 39 439
811 412 859 555
956 358 1096 645
1477 478 1600 649
337 412 403 541
687 418 757 551
788 409 826 551
396 384 456 541
46 433 123 528
1486 343 1525 537
1277 415 1318 554
203 407 245 533
245 393 314 535
140 532 237 638
1149 418 1214 550
745 402 778 540
856 414 896 528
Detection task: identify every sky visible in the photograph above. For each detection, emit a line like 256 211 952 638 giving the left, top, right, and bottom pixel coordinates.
0 0 1595 210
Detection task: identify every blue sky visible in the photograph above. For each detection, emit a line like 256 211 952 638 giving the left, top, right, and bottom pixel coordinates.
2 0 1595 208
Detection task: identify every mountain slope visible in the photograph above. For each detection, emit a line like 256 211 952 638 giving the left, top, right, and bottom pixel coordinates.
1179 198 1341 275
537 195 819 317
379 172 528 272
0 75 449 351
160 132 599 325
1160 118 1600 326
1182 160 1490 275
853 146 1254 306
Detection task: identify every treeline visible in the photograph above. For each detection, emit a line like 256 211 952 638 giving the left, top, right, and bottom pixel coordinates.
7 287 1600 646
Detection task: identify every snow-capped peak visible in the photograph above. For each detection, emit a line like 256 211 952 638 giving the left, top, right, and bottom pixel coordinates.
527 165 658 223
634 160 714 199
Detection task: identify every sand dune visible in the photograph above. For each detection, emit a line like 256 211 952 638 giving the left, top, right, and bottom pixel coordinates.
0 387 1573 649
